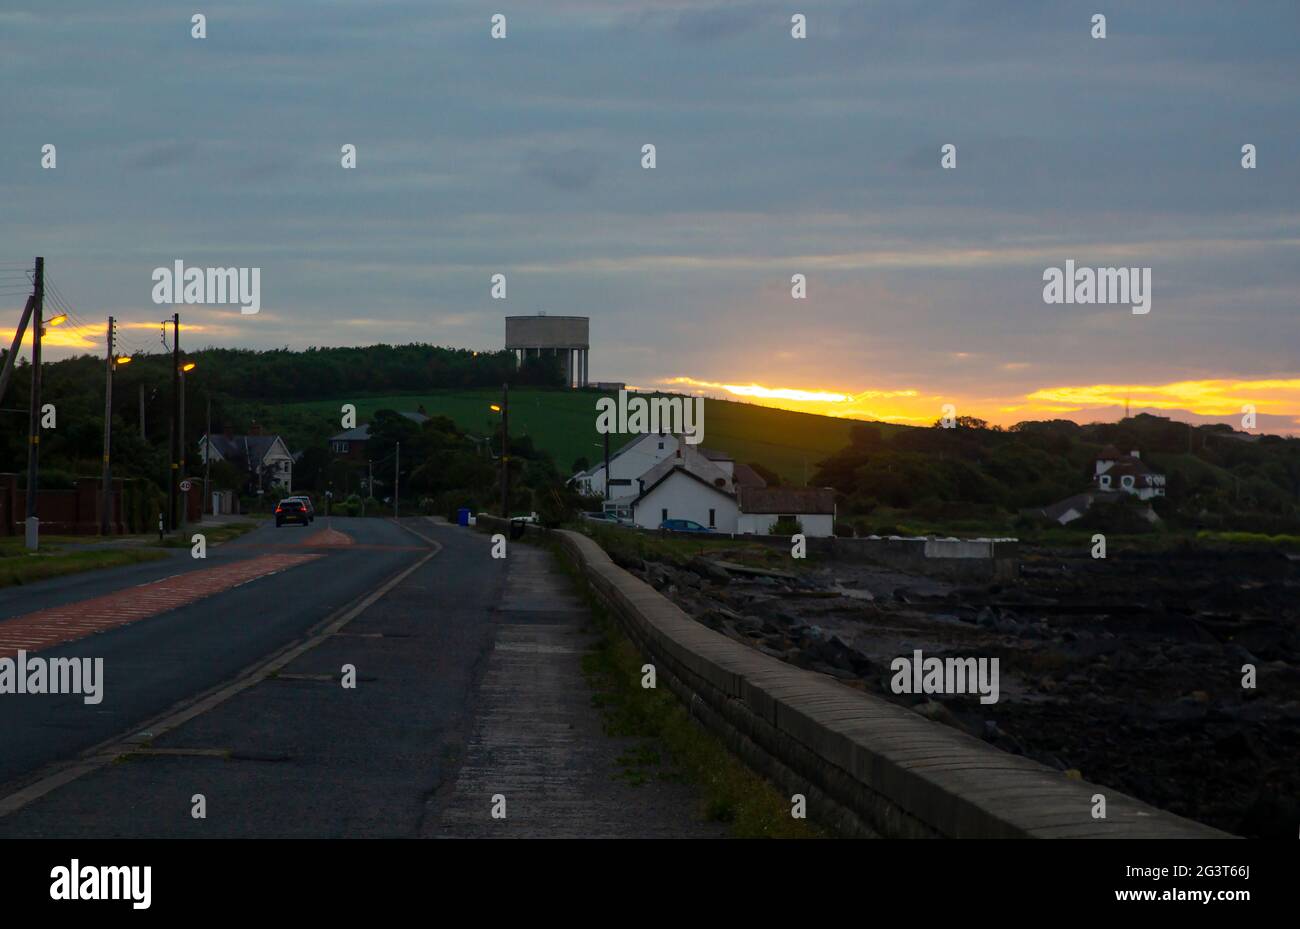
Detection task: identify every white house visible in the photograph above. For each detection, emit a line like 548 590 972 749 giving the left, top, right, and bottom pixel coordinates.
572 432 681 499
200 432 294 495
736 486 836 537
1094 446 1165 500
621 444 837 537
630 445 738 530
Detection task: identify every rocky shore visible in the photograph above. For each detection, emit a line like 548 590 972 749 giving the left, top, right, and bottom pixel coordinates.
607 543 1300 838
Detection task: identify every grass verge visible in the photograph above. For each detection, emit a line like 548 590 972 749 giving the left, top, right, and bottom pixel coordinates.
533 535 824 838
151 521 258 549
0 548 169 589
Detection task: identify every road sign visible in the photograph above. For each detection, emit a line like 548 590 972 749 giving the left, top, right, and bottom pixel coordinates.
180 480 192 492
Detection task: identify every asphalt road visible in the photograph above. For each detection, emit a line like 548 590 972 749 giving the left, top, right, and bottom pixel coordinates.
0 517 431 790
0 517 720 838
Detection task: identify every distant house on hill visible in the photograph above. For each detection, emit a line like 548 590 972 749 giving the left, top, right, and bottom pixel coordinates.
329 411 429 463
1028 446 1165 525
200 431 294 495
1093 447 1165 500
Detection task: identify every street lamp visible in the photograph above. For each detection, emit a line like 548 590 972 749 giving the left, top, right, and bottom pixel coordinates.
178 361 196 529
489 388 509 517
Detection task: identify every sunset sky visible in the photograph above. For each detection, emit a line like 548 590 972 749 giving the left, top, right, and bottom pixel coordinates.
1 0 1297 432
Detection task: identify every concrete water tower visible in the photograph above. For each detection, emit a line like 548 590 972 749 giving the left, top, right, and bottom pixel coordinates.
505 313 589 387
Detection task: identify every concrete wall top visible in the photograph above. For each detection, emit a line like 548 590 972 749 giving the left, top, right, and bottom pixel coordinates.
505 315 589 348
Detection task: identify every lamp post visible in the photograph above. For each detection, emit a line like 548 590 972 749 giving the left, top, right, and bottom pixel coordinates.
178 361 195 530
491 384 509 517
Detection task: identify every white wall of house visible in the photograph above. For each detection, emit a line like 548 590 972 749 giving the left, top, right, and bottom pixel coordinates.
632 471 738 531
263 438 294 493
737 513 834 537
1097 470 1165 500
577 433 679 497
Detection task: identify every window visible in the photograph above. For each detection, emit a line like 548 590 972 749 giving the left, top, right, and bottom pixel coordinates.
1099 475 1110 488
1121 476 1134 489
609 478 632 486
331 440 349 454
658 441 665 450
661 508 668 523
708 508 715 527
779 514 795 523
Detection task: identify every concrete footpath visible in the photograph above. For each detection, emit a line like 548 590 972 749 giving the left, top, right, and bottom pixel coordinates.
0 518 722 838
431 537 723 837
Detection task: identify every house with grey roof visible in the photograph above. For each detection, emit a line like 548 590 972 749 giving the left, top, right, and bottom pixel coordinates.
329 411 430 463
199 432 295 496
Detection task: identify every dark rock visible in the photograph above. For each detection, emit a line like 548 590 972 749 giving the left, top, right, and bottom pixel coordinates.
686 557 731 585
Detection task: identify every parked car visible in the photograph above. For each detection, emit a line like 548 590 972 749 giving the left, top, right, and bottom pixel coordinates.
285 495 314 522
582 511 632 526
659 519 713 533
275 498 310 528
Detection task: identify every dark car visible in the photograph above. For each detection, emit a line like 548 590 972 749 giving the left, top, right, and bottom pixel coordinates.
286 495 314 522
275 498 310 528
659 519 712 533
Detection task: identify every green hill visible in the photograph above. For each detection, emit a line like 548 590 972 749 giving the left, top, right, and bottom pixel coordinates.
274 388 882 484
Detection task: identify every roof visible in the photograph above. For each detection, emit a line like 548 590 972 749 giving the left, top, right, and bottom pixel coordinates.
737 486 836 515
697 446 733 462
637 445 732 494
732 463 767 488
331 426 370 441
1041 490 1121 523
330 412 428 442
1106 458 1155 477
204 434 287 469
632 464 736 506
574 432 666 478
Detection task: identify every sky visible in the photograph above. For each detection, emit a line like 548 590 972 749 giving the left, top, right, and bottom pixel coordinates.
1 0 1297 432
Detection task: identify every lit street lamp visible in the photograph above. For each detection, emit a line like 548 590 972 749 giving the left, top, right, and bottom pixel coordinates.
178 360 196 529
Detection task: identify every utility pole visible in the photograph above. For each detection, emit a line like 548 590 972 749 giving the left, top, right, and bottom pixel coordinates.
394 442 400 520
139 383 146 440
500 382 510 518
204 395 211 516
100 317 115 535
168 312 179 531
0 294 35 406
603 431 610 501
24 257 44 550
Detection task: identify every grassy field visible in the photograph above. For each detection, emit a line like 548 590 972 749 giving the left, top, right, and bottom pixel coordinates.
277 388 870 484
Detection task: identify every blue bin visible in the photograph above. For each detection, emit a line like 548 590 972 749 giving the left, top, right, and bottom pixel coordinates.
457 507 471 527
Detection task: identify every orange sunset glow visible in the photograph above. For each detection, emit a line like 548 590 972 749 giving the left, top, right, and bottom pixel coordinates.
663 376 1300 432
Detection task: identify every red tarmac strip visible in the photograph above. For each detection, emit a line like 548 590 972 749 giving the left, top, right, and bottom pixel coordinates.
0 553 323 659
